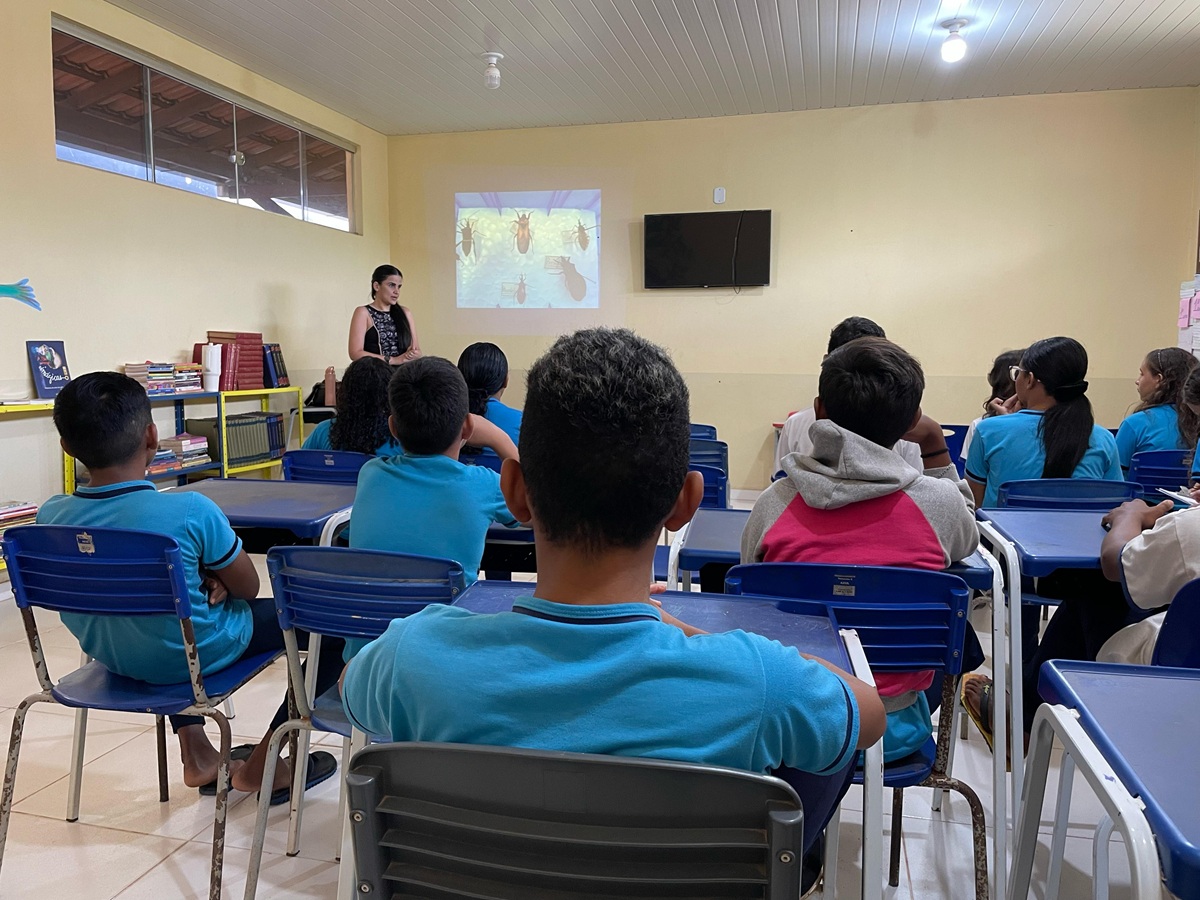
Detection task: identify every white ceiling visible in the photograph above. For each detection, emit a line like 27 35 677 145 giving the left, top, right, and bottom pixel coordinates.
107 0 1200 136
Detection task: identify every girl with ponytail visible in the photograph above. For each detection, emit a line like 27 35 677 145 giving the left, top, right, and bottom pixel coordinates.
1114 347 1199 470
457 342 522 445
964 336 1121 508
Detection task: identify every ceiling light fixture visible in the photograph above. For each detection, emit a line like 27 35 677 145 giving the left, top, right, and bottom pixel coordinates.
940 19 968 63
482 52 504 89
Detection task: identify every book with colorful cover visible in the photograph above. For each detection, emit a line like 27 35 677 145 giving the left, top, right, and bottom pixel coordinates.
26 341 70 398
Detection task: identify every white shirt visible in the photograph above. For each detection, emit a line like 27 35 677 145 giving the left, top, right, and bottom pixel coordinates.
774 407 923 473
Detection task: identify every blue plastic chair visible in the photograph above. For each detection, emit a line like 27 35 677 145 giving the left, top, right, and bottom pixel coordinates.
0 525 280 900
724 562 986 895
942 424 969 477
1151 578 1200 668
244 545 467 900
460 447 504 473
688 438 729 476
689 423 718 440
997 478 1142 510
1128 449 1191 502
282 449 372 484
690 464 728 508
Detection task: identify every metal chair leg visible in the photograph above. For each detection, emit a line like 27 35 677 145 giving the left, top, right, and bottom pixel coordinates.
243 718 306 900
821 805 841 899
207 712 233 900
1047 753 1076 900
223 698 236 720
335 736 351 862
156 716 169 803
1093 813 1115 900
0 696 46 877
888 788 903 887
65 707 88 822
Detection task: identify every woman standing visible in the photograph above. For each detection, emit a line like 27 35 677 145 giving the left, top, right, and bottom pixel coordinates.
348 265 421 366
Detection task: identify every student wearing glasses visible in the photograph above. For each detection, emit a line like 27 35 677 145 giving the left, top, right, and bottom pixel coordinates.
963 336 1121 509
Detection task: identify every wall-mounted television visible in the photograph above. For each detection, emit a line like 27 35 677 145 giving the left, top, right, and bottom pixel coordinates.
643 209 771 289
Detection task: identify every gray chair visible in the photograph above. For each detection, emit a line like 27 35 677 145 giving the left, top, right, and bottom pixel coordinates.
345 742 805 899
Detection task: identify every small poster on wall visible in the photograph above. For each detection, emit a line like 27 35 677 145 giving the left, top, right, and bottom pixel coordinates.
26 341 71 398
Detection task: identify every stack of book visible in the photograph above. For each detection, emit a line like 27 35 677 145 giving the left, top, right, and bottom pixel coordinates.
159 432 212 471
174 363 204 393
185 413 284 469
147 447 180 475
0 500 38 542
123 362 178 395
206 331 264 390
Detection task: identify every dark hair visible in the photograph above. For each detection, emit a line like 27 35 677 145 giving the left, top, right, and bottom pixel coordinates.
369 264 412 355
457 343 509 417
1135 347 1199 447
53 371 152 469
1183 368 1200 449
387 356 468 455
329 357 393 454
522 328 690 553
819 337 924 447
827 316 886 354
1021 337 1094 478
983 349 1025 416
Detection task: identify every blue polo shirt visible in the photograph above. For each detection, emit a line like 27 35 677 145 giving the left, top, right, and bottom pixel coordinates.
349 453 517 583
301 418 401 457
1115 405 1185 470
36 481 253 684
484 398 523 446
965 409 1122 508
342 598 860 777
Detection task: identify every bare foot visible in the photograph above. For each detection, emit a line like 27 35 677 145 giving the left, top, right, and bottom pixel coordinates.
230 738 293 794
177 725 247 787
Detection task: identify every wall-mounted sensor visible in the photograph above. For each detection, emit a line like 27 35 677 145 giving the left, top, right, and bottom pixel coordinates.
713 187 726 204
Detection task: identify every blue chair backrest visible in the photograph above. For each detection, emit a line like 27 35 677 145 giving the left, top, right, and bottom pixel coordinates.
460 448 504 473
1151 578 1200 669
997 478 1142 510
725 563 970 675
689 464 728 509
689 423 718 440
2 525 192 618
267 546 467 642
688 439 729 476
941 424 968 477
283 449 372 484
1128 450 1191 497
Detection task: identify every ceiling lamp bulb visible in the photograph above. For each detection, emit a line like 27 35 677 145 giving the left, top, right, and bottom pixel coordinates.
940 20 967 63
482 52 503 89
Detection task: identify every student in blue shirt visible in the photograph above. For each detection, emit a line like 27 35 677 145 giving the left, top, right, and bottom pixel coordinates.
457 341 522 445
965 336 1121 508
341 328 885 881
1115 346 1198 471
349 356 519 588
301 357 401 457
39 374 337 803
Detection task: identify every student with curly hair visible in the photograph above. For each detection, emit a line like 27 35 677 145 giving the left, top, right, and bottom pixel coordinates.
1115 346 1199 471
302 357 401 457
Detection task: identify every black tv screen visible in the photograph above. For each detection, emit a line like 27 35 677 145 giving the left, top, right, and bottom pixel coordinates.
643 209 771 289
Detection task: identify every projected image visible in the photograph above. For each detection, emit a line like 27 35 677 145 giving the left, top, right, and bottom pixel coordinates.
455 190 600 309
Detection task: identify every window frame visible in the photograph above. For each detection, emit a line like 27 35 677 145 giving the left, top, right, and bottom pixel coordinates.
52 16 361 235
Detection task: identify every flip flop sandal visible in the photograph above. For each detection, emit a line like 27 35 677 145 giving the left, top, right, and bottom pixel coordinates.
268 750 338 807
198 744 257 796
960 674 1012 770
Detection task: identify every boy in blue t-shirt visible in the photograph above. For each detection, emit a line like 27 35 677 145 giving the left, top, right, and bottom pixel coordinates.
39 373 337 801
342 329 885 866
349 356 519 585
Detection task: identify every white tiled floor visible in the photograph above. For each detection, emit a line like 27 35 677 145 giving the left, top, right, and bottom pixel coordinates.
0 559 1144 899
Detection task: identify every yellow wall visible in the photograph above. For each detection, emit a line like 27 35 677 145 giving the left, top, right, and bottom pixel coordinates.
390 88 1199 490
0 0 391 500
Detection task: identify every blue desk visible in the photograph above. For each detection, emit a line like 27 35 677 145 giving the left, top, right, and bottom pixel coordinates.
1012 661 1200 900
452 580 850 670
171 479 355 540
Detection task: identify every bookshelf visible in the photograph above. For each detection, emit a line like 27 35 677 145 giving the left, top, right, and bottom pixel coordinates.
218 386 304 476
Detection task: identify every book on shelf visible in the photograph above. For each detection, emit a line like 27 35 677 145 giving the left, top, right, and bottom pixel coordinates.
0 501 37 539
263 343 290 388
206 331 264 390
159 432 209 455
26 341 71 399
